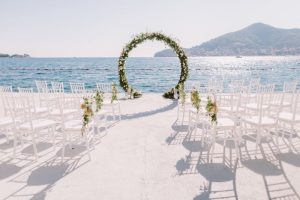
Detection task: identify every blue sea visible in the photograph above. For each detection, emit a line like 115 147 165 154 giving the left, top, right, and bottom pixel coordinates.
0 56 299 92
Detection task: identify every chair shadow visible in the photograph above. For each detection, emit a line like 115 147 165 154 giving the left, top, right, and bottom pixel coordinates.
120 100 177 120
241 158 282 176
3 146 90 200
165 120 188 145
0 162 22 180
276 152 300 167
241 143 300 199
21 142 53 155
182 140 210 153
193 159 239 200
27 165 69 186
56 145 87 158
0 140 14 151
196 162 236 182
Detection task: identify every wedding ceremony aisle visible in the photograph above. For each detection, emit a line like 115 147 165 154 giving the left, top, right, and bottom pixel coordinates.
0 93 300 200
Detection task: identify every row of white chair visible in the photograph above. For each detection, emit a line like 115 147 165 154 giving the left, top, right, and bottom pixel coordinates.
179 81 299 161
184 78 298 94
0 83 120 161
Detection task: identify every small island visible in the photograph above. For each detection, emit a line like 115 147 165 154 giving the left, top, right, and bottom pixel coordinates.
0 53 30 58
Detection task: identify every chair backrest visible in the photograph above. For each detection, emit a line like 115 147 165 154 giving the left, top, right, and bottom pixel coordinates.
283 81 297 93
229 79 244 93
18 87 38 113
248 78 260 93
0 86 13 93
216 93 241 115
258 84 274 94
35 80 49 93
70 82 86 94
1 86 14 116
292 91 300 121
208 80 223 93
96 83 111 93
51 81 64 93
185 83 198 93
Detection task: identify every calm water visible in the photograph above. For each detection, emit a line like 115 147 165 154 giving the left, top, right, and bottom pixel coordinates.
0 56 299 92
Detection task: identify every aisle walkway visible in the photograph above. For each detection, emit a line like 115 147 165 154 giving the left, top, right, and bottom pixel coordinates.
0 94 299 200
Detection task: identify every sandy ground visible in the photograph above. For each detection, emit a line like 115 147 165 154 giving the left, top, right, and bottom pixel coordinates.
0 93 300 200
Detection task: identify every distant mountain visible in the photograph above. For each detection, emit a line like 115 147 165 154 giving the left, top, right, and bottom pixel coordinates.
154 23 300 57
0 53 30 58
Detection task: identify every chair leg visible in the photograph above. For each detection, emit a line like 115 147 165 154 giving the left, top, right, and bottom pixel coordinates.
181 106 185 124
31 132 38 160
13 133 17 158
288 129 294 152
85 135 91 160
255 129 261 158
118 103 121 120
275 129 280 153
112 105 116 121
210 130 216 162
51 127 56 151
61 145 65 163
177 104 180 120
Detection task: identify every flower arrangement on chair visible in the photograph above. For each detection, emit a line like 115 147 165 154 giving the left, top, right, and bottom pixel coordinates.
191 89 201 113
111 83 118 103
178 83 186 106
206 95 218 124
81 91 104 135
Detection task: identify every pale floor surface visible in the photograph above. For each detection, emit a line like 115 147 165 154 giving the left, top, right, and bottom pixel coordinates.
0 93 300 200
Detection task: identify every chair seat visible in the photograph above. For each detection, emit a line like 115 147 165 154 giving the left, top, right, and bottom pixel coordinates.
19 119 57 130
243 116 276 126
64 119 82 131
32 107 48 114
219 106 243 113
50 108 78 115
216 118 235 129
270 101 292 107
278 112 300 122
245 103 269 110
0 117 14 127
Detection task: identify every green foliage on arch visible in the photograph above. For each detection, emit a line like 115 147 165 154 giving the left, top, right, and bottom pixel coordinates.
118 32 189 99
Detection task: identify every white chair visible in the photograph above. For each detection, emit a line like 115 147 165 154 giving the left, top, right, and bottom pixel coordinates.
243 84 275 112
57 96 94 162
209 94 242 161
35 80 56 108
228 79 244 93
12 92 58 160
2 93 23 156
96 83 121 121
177 93 192 124
269 81 298 113
207 79 223 93
51 81 64 93
248 78 260 93
0 86 13 116
283 80 297 93
18 87 50 117
0 89 19 155
70 82 86 94
241 87 280 157
35 80 50 93
277 91 300 151
96 83 111 93
185 83 198 93
187 110 209 147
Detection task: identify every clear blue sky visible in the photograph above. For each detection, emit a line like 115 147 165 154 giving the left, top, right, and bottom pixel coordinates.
1 0 300 57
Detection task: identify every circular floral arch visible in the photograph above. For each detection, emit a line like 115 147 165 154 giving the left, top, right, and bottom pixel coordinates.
118 32 189 99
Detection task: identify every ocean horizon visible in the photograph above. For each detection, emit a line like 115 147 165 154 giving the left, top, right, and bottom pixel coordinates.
1 56 299 92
